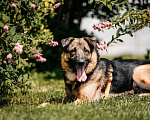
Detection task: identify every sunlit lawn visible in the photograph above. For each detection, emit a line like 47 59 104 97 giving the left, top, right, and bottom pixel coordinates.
1 54 150 120
1 71 150 120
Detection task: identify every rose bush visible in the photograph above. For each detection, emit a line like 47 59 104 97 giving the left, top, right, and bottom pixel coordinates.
91 0 150 47
0 0 60 96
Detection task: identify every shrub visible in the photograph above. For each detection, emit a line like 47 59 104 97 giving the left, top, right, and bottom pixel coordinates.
0 0 60 96
91 0 150 47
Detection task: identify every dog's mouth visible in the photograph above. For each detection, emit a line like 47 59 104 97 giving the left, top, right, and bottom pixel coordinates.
76 67 87 82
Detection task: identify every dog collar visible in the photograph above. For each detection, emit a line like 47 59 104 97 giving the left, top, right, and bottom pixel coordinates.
72 80 80 91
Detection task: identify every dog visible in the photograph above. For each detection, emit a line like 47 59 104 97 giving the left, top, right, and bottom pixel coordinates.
61 37 150 104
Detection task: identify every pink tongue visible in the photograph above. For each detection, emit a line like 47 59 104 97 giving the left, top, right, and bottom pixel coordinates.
76 67 87 82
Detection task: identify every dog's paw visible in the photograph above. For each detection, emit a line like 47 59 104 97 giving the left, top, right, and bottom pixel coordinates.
38 102 50 108
138 93 150 97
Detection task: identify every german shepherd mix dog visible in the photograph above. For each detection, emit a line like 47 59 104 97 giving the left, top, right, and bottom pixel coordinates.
61 37 150 104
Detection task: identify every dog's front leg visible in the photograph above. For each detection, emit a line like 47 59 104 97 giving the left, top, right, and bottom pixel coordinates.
64 86 76 103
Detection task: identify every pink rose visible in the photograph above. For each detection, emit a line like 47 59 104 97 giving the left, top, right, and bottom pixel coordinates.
38 57 47 62
3 61 7 64
105 21 112 27
108 22 112 26
34 54 47 62
11 2 16 7
92 24 100 30
99 24 105 29
7 53 12 59
93 21 112 31
52 41 58 47
92 24 97 30
53 3 60 9
96 41 107 51
31 4 36 8
14 43 23 54
34 54 41 60
3 25 9 31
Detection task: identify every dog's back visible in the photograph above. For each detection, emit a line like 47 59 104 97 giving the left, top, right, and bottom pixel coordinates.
107 59 150 93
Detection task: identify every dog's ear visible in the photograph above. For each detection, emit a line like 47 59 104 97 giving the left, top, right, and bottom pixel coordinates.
61 37 74 48
83 37 97 48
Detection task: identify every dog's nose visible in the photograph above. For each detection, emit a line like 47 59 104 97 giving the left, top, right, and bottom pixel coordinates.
76 59 85 67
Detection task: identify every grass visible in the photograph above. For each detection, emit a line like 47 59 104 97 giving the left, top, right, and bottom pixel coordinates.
1 69 150 120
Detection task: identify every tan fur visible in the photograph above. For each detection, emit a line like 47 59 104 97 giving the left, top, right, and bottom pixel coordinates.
61 52 76 82
133 64 150 90
74 69 106 102
60 37 108 104
86 50 97 74
61 37 150 105
38 38 150 107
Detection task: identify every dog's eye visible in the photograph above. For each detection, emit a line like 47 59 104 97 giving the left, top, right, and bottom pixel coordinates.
84 47 89 54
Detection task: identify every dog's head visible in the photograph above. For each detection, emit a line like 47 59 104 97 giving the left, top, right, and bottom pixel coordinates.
61 37 97 82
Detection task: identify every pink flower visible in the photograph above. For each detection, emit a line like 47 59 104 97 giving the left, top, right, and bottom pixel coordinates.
11 2 16 7
53 3 60 9
7 53 12 59
3 61 7 64
96 41 107 51
14 43 23 54
3 25 9 31
105 21 112 27
34 54 41 60
99 24 105 29
108 22 112 26
93 21 112 31
52 41 58 47
38 57 47 62
34 54 47 62
104 21 109 27
31 4 36 8
92 24 101 30
92 24 97 30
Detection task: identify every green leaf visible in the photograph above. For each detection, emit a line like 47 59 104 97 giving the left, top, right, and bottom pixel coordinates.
17 63 23 69
115 16 120 21
2 14 10 23
107 4 112 10
0 21 4 27
14 34 22 40
107 41 111 46
25 81 32 85
128 32 133 37
17 14 22 21
117 39 124 42
117 7 121 13
9 26 16 36
112 35 114 41
111 17 114 23
120 19 125 25
23 74 28 81
122 11 128 18
18 75 23 82
116 28 120 37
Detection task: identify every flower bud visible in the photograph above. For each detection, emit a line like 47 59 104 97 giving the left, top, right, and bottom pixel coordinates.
31 4 36 9
11 2 16 7
3 25 9 31
53 3 60 9
3 61 7 64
